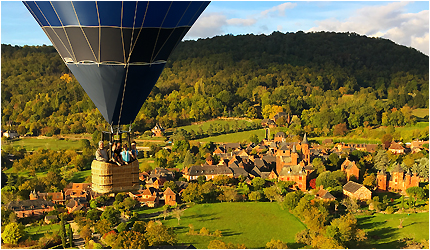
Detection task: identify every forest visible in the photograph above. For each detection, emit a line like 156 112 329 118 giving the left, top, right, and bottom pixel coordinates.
1 31 428 136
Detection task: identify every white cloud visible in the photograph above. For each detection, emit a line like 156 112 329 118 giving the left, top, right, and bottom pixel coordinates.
226 18 257 26
185 13 228 39
277 25 283 32
261 2 297 17
308 2 429 55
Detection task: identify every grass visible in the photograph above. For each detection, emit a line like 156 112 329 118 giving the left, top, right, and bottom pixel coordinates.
25 223 61 241
173 119 259 133
158 202 306 249
2 137 81 151
412 108 429 118
356 212 429 248
192 129 266 144
69 169 92 183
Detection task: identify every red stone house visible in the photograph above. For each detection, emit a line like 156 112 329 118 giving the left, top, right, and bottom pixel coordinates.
6 199 55 218
129 188 159 207
376 164 419 192
30 190 65 204
278 165 308 191
343 181 371 200
164 187 177 206
340 159 360 181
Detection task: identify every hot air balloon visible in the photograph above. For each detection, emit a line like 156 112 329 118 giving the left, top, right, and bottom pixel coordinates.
23 1 209 126
23 1 209 194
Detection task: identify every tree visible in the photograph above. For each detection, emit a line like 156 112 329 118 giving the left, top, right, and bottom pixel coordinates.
197 175 206 185
1 222 26 244
182 183 203 203
266 239 288 249
60 215 67 248
282 191 305 210
113 230 148 249
173 208 184 225
80 225 92 243
218 187 239 202
342 197 359 213
212 175 231 186
263 185 281 202
251 177 266 190
122 197 138 211
315 171 338 189
249 134 259 144
208 239 246 249
374 150 389 171
130 220 146 234
362 173 376 189
145 221 177 246
183 150 195 168
101 207 120 227
248 191 263 201
325 213 366 247
67 224 73 248
406 186 425 205
333 123 347 136
86 209 102 222
381 134 393 149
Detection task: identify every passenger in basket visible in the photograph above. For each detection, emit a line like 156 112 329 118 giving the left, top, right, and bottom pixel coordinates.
121 143 132 164
131 141 138 161
95 141 109 162
111 143 125 166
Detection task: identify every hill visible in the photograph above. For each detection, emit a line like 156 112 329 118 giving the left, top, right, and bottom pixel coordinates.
1 31 428 137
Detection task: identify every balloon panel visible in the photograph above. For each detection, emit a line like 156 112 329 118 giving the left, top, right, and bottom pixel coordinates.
23 1 210 125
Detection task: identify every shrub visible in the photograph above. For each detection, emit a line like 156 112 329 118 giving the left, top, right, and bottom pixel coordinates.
385 206 394 214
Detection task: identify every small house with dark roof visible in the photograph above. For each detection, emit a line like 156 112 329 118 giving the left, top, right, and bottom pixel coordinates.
343 181 371 200
315 186 336 201
388 142 405 154
151 123 165 137
274 132 287 143
66 199 84 213
6 199 55 218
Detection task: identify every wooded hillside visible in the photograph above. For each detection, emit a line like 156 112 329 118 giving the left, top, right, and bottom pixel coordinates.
1 31 428 136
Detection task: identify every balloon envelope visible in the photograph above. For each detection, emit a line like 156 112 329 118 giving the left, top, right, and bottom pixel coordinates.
23 1 209 125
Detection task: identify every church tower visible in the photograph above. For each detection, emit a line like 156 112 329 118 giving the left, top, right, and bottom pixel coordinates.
301 133 310 164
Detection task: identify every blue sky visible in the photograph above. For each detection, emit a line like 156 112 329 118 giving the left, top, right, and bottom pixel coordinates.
1 1 429 55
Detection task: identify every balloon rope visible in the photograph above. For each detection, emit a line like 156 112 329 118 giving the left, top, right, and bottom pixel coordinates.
149 2 173 63
49 1 78 63
117 63 130 125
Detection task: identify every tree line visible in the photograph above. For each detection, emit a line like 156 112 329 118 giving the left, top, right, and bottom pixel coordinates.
1 31 428 136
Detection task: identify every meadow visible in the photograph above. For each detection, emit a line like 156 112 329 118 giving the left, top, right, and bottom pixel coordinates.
2 137 82 151
158 202 306 249
356 212 429 248
192 128 266 144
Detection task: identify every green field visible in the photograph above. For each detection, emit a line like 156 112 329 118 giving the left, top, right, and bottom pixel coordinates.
69 169 92 183
2 137 82 151
159 202 306 249
356 212 429 248
192 129 266 144
25 223 61 241
173 119 259 133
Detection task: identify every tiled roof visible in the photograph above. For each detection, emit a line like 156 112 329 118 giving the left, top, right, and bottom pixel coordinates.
188 165 233 176
343 181 363 193
7 199 54 211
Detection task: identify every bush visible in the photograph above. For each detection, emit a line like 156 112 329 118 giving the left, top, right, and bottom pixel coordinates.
385 206 394 214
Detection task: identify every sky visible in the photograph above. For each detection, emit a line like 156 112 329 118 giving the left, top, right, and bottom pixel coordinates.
1 1 429 55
